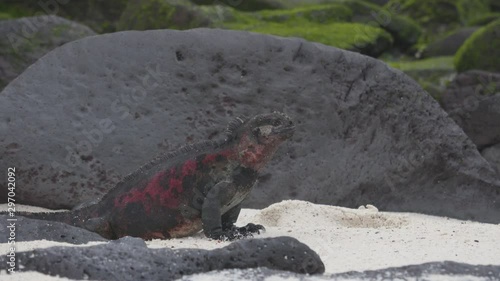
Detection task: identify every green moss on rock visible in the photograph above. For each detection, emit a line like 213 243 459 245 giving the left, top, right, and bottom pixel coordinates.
455 19 500 72
0 3 35 19
385 0 490 30
225 20 393 56
256 4 353 24
117 0 211 31
384 0 493 53
334 0 422 50
389 56 455 71
456 0 491 25
190 0 283 11
0 0 129 33
467 12 500 26
0 12 13 20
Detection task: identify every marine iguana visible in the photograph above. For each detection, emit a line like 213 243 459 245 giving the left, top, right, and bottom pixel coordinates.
15 112 295 241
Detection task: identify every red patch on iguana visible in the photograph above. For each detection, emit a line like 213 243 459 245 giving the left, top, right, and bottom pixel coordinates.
168 215 203 238
202 154 217 165
114 161 199 213
202 149 236 166
237 133 271 170
181 160 197 176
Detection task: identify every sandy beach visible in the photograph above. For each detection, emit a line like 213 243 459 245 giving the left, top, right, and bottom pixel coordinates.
1 200 499 280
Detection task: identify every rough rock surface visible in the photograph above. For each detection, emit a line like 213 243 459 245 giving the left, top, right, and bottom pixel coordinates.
421 27 478 58
0 236 324 280
0 29 499 223
179 262 500 280
441 70 500 149
0 214 107 244
0 15 96 89
482 143 500 174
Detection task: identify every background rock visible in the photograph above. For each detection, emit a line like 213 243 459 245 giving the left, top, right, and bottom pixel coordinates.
341 0 422 50
115 1 394 57
0 15 96 90
421 27 478 58
0 0 129 33
467 12 500 26
192 0 284 11
455 19 500 73
117 0 213 31
0 214 107 244
0 29 499 223
441 70 500 149
0 236 324 280
482 143 500 174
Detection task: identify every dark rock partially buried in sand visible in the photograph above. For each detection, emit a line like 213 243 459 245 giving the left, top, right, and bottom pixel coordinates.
0 236 324 280
0 214 106 244
178 261 500 280
0 29 499 223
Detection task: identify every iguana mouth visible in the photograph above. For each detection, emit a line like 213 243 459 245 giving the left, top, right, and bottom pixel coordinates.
272 125 295 137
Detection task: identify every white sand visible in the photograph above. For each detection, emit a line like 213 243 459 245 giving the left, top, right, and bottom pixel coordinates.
1 200 499 280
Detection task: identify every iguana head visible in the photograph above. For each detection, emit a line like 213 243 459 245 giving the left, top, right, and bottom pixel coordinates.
228 112 295 170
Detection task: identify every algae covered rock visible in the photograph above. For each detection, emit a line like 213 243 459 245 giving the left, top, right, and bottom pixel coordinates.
455 19 500 73
467 12 500 26
224 20 393 57
117 0 212 31
191 0 283 11
385 0 490 28
340 0 422 50
421 27 478 58
256 3 353 24
271 0 420 49
116 0 397 56
0 0 129 33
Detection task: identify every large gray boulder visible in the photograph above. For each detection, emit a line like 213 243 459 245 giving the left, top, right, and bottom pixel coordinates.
0 29 499 223
0 15 96 89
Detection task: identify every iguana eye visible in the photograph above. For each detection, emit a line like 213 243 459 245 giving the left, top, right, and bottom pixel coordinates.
272 119 282 126
253 128 261 138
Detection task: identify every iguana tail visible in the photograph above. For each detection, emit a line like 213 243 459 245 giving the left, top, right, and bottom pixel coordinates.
10 209 113 239
15 211 80 226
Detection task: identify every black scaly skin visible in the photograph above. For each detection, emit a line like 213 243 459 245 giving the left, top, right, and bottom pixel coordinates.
12 112 295 241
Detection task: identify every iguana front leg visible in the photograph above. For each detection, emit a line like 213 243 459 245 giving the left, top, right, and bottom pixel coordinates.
222 204 265 236
202 181 264 240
